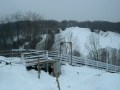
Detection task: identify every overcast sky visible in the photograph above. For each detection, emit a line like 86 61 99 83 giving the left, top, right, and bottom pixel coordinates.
0 0 120 22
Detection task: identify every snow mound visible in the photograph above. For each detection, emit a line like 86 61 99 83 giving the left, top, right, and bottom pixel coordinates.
53 27 120 56
0 64 57 90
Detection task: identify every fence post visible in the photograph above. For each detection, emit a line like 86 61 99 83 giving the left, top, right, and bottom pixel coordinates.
57 51 60 61
84 59 86 66
60 54 62 62
70 42 72 65
46 51 49 73
106 64 109 72
53 62 61 90
114 66 117 73
46 51 48 59
97 61 98 69
11 49 13 57
106 59 108 72
38 57 40 79
21 53 24 64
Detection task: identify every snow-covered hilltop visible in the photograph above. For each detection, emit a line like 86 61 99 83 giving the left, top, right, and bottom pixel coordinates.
53 27 120 66
53 27 120 56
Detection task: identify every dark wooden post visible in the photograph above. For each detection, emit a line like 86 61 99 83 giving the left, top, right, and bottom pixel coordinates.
46 51 49 73
60 42 63 54
53 62 61 90
70 42 72 65
11 49 13 57
38 58 40 79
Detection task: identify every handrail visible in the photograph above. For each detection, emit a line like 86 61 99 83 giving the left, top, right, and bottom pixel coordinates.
0 49 120 73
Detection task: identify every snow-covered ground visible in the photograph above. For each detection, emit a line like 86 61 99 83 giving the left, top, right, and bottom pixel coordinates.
0 56 120 90
0 27 120 90
53 27 120 56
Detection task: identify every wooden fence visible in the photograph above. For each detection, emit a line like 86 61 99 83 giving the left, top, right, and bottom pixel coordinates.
0 49 120 73
48 51 120 73
21 50 49 66
0 49 27 57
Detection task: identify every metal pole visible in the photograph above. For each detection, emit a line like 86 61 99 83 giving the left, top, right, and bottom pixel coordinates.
70 42 72 65
53 62 61 90
59 43 63 62
60 43 61 54
106 52 109 71
60 42 63 54
46 51 49 73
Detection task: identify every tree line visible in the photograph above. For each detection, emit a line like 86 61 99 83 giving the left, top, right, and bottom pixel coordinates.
0 12 120 51
60 20 120 33
0 12 59 50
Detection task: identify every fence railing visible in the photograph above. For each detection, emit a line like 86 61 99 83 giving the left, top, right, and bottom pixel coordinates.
21 50 49 66
48 51 120 73
58 54 120 72
0 49 43 57
0 49 120 73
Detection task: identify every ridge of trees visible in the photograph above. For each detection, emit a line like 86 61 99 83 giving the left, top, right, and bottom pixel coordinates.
0 12 59 50
0 12 120 51
60 20 120 33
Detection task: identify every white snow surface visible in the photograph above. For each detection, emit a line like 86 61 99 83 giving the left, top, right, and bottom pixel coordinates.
0 57 120 90
54 27 120 56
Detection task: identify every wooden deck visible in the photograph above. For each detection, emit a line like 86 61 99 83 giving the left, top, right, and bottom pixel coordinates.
21 50 57 67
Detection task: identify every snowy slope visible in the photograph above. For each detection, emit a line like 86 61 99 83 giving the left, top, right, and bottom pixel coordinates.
0 57 120 90
53 27 120 56
60 64 120 90
0 57 57 90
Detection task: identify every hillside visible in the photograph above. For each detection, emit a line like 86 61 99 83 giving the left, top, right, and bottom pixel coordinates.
52 27 120 65
53 27 120 56
0 56 120 90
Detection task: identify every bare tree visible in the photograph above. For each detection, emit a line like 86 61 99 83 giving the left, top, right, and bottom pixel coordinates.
11 12 24 41
24 11 43 21
85 33 100 61
24 12 43 41
63 31 74 54
52 33 65 51
0 15 12 24
72 49 80 57
117 49 120 66
0 14 15 49
111 48 117 65
104 47 119 65
99 48 107 62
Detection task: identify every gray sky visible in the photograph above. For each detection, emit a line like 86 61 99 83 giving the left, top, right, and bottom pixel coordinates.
0 0 120 22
